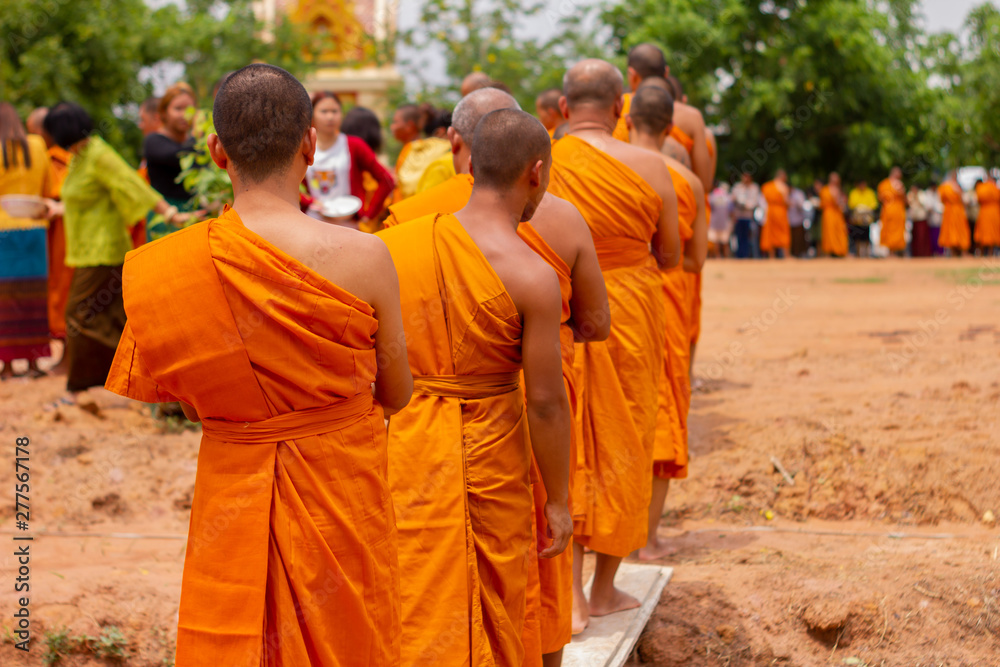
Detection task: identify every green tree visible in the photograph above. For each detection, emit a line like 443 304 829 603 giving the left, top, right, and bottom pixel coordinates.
602 0 945 184
399 0 604 110
0 0 315 163
953 3 1000 167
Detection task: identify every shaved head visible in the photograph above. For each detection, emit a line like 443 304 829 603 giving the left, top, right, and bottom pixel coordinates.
628 43 667 81
563 59 623 111
628 85 674 135
890 166 902 179
471 108 551 190
535 89 562 112
213 64 313 184
452 87 520 140
461 72 491 97
637 77 671 93
396 104 420 124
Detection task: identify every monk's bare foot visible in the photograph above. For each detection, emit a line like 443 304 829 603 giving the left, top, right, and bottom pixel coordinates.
588 587 640 617
636 538 677 561
571 590 589 634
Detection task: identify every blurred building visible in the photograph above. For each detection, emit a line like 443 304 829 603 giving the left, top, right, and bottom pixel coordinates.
255 0 402 113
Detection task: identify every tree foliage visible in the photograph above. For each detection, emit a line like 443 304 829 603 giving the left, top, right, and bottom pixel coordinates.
1 0 315 163
399 0 604 110
601 0 963 185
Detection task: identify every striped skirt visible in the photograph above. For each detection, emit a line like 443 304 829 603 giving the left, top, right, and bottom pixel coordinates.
0 226 50 363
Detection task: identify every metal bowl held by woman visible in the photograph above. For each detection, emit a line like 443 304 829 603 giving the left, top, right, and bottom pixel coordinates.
0 194 47 220
320 195 362 222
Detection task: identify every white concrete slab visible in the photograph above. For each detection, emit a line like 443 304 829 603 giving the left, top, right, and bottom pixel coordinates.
562 563 673 667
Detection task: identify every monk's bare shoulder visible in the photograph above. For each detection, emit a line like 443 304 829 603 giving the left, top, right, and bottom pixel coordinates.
675 103 706 134
662 139 692 169
309 221 397 306
533 193 591 268
498 238 561 315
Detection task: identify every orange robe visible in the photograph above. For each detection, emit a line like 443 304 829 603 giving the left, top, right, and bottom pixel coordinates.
549 135 664 557
611 93 633 142
378 173 579 659
878 178 907 251
45 146 73 339
974 181 1000 247
938 182 970 250
760 181 790 252
655 167 695 480
378 213 533 667
670 126 695 155
391 141 413 203
105 209 399 667
820 186 848 257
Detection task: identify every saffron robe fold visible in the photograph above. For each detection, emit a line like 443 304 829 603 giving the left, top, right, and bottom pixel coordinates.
938 182 970 250
820 186 848 257
378 174 580 660
878 179 907 251
377 213 533 667
517 222 578 658
105 208 399 667
549 135 665 557
760 181 790 252
655 167 695 480
974 181 1000 247
611 93 633 142
670 126 695 155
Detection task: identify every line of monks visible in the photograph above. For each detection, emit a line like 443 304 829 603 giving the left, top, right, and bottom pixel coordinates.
104 43 714 667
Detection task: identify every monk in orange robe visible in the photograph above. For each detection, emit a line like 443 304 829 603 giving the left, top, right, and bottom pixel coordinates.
760 171 791 258
377 109 573 667
938 172 970 255
820 172 849 257
878 167 907 255
623 85 707 561
380 87 609 667
389 104 421 202
613 45 711 193
536 88 568 138
974 175 1000 254
105 64 413 667
550 59 679 629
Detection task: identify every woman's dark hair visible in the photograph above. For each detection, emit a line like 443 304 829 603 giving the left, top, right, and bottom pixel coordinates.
0 102 31 170
342 106 384 153
310 91 342 109
424 108 452 137
42 102 94 150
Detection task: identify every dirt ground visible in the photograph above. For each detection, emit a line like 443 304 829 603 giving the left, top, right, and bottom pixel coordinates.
2 257 999 666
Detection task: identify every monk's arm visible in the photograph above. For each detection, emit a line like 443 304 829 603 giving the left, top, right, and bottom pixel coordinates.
566 208 610 342
368 241 413 415
520 267 572 559
690 118 713 192
650 159 681 269
684 180 708 273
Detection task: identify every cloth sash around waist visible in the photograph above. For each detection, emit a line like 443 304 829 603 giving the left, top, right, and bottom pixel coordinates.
412 372 520 399
199 392 374 444
592 236 652 271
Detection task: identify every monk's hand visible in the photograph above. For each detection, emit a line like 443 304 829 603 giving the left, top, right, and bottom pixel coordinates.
45 199 64 220
539 500 572 559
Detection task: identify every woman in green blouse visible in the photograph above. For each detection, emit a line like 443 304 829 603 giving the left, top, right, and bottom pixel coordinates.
43 102 199 403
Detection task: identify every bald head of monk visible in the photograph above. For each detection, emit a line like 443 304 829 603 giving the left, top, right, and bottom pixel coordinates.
627 43 668 92
470 108 552 222
775 169 788 183
625 84 675 147
829 172 841 187
449 87 520 174
208 63 314 188
890 166 902 180
535 88 566 132
665 75 688 103
461 72 491 97
559 59 624 130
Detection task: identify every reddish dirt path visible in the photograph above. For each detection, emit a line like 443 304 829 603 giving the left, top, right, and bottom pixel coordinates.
2 257 998 665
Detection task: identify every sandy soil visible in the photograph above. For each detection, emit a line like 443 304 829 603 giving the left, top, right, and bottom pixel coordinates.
2 257 999 666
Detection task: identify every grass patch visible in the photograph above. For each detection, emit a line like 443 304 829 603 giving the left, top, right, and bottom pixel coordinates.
934 266 1000 285
833 276 889 284
42 625 131 665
